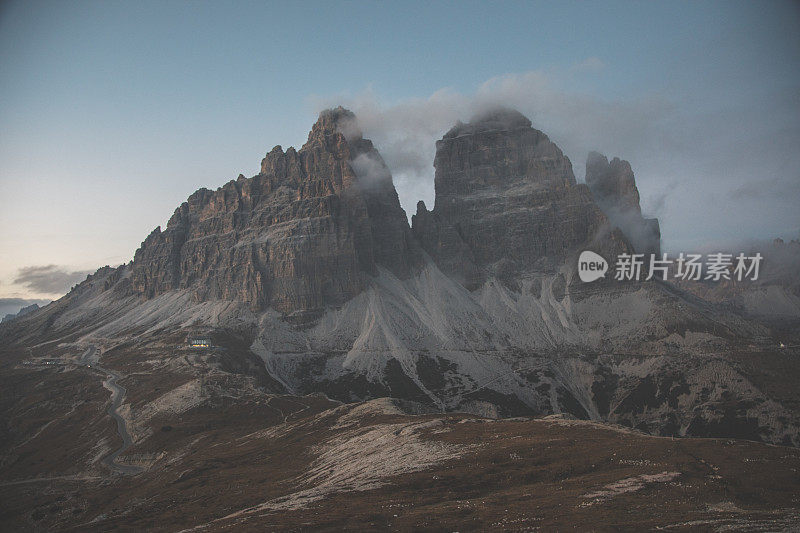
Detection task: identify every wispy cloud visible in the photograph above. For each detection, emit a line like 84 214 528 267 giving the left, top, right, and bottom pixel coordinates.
13 265 91 295
728 176 800 200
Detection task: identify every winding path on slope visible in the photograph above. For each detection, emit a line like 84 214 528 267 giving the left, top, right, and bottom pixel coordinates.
78 346 143 475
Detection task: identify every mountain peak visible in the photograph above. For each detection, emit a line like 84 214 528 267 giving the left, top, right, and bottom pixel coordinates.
129 108 419 316
414 112 621 287
308 106 362 143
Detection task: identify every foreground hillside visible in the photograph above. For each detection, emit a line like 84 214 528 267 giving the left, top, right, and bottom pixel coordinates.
1 343 800 531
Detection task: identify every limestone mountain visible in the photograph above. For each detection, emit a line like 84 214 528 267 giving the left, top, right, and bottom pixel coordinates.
1 107 798 448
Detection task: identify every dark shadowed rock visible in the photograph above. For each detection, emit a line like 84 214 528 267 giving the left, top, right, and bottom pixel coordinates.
412 108 624 288
585 151 661 256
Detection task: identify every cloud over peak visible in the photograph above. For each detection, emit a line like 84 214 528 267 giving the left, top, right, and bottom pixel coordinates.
311 69 799 251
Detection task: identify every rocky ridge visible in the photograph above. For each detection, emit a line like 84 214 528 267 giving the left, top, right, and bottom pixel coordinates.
1 303 40 324
129 107 421 320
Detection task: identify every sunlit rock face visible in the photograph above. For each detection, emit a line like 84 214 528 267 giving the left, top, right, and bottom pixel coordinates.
412 108 620 289
130 107 421 317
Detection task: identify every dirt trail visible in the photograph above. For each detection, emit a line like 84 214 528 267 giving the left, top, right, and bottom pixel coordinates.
78 346 143 475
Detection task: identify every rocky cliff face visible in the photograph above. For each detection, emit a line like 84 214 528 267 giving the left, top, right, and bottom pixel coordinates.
130 107 420 319
585 151 661 256
411 109 624 289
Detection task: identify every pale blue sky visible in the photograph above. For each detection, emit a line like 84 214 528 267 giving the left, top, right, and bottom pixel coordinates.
1 0 798 307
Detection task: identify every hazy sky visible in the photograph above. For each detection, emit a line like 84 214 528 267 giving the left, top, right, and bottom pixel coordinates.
1 0 798 309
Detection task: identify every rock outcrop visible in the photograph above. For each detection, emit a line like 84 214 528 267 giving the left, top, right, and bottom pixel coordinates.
411 108 623 288
130 107 420 318
585 151 661 256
